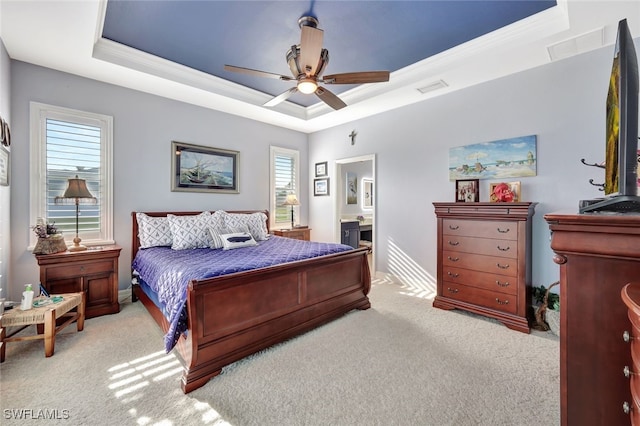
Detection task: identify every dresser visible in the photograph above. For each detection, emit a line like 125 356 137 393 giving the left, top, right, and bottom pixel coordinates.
433 202 536 333
545 212 640 426
621 282 640 425
36 245 122 319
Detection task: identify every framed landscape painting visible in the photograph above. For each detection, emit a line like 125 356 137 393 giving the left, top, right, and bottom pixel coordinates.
171 141 239 193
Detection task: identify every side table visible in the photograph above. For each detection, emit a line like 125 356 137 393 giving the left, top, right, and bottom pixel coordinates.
0 292 85 361
273 228 311 241
36 245 121 318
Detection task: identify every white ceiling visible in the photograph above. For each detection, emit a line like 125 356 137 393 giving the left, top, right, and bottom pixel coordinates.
1 0 639 133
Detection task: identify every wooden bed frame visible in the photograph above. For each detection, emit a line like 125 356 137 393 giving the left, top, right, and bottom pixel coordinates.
131 210 371 393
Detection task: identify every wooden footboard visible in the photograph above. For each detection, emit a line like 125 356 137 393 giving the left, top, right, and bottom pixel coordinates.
131 210 370 393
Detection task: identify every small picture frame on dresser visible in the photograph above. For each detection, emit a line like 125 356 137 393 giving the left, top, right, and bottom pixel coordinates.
455 179 479 202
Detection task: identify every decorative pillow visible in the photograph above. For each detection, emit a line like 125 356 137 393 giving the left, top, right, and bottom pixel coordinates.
220 232 258 250
207 210 227 249
208 226 226 249
221 211 269 241
167 212 211 250
136 213 172 248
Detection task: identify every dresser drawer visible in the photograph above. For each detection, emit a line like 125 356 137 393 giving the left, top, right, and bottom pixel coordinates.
443 219 518 240
443 266 517 295
45 260 114 280
441 283 517 315
443 235 518 259
443 251 517 277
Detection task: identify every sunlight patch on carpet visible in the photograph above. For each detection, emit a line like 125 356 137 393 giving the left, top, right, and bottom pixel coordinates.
385 237 437 299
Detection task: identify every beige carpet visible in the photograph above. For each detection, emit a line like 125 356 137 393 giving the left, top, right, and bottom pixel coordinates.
0 279 559 425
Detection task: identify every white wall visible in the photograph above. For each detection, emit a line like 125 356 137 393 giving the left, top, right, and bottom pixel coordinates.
309 40 638 293
8 62 308 300
0 36 11 302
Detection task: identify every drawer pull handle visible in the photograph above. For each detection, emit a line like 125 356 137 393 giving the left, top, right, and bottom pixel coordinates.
497 245 510 252
495 298 509 305
624 330 635 343
624 365 636 378
447 256 460 262
446 287 459 294
496 280 510 287
496 263 510 270
497 228 510 233
623 401 631 415
449 225 459 230
448 240 459 246
447 272 459 278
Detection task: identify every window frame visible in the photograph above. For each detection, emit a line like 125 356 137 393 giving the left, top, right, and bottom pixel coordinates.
29 102 114 248
269 146 300 230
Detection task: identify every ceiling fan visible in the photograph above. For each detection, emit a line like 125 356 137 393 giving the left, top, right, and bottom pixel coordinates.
224 16 390 110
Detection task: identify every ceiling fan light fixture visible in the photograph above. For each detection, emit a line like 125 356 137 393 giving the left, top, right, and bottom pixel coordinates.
297 79 317 94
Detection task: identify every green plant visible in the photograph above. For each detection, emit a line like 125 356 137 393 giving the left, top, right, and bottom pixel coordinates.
532 284 560 311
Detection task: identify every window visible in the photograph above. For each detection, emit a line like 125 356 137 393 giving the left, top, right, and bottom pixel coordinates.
270 146 299 229
29 102 113 247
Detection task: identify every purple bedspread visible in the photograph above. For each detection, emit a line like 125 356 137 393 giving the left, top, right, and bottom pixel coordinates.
132 235 353 352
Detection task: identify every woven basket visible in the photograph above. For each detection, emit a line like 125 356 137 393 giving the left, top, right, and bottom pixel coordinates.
33 235 67 255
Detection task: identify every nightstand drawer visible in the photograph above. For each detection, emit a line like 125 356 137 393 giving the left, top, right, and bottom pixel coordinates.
45 260 113 280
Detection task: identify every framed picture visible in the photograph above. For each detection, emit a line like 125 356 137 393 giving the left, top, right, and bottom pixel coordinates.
363 178 373 208
314 178 330 196
0 145 8 186
490 181 521 202
171 141 239 193
346 172 357 204
315 161 328 177
455 179 478 202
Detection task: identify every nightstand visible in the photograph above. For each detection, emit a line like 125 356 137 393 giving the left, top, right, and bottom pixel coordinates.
36 245 122 319
273 228 311 241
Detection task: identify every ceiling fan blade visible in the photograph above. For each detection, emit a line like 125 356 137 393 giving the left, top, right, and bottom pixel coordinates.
264 87 298 107
224 65 293 81
299 25 323 76
315 87 347 110
322 71 390 85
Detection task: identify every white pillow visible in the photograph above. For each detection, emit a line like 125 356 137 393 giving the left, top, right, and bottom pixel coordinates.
167 212 211 250
207 210 227 249
221 211 269 241
136 213 172 248
220 232 258 250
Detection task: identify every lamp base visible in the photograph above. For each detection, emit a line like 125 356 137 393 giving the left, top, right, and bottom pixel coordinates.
68 236 88 252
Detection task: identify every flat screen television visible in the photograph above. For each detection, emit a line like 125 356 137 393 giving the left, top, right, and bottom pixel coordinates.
580 18 640 213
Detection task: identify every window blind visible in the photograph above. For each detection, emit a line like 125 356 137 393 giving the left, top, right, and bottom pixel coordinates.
45 118 101 238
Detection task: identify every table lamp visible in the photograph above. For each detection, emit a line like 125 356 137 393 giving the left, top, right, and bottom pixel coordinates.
55 175 96 252
282 194 300 229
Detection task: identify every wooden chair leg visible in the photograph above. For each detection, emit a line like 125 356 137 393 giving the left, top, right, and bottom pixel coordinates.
77 292 85 332
44 309 55 357
0 325 5 363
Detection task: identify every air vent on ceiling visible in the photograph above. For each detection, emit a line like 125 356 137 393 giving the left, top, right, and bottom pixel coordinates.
547 27 604 61
417 80 448 94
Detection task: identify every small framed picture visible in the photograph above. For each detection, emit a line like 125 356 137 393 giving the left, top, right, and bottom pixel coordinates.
455 179 479 202
490 181 521 202
315 161 328 177
314 178 330 196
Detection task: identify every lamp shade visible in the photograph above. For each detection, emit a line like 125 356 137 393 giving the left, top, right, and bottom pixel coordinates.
283 194 300 206
62 176 95 199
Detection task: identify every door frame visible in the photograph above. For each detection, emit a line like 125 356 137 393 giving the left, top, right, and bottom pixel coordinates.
334 154 375 273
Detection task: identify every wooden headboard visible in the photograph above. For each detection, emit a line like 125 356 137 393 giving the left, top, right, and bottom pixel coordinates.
131 210 270 260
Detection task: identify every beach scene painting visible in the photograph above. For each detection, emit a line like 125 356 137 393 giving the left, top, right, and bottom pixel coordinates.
449 135 537 181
